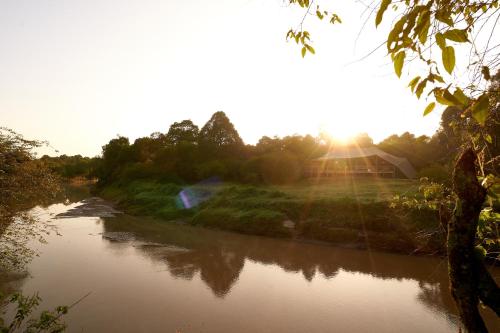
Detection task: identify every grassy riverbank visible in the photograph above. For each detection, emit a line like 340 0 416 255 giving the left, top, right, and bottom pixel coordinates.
99 178 443 254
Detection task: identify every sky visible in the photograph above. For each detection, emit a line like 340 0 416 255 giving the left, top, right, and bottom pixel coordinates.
0 0 446 157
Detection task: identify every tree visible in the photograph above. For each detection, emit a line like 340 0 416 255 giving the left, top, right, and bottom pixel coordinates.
378 132 443 170
256 136 284 154
99 136 132 184
0 128 61 271
436 72 500 175
259 152 301 184
287 1 499 331
132 135 164 163
0 128 60 218
199 111 243 148
352 133 373 147
165 120 199 145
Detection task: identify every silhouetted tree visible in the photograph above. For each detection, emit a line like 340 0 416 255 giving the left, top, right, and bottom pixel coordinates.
378 132 443 171
352 133 373 147
165 120 199 145
199 111 243 148
99 136 132 184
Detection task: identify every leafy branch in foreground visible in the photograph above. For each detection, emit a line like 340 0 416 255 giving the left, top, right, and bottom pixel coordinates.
0 291 91 333
287 0 499 124
0 128 67 331
0 293 66 333
1 128 61 271
392 177 499 261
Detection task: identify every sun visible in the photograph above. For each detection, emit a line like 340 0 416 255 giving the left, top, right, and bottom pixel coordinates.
319 117 360 144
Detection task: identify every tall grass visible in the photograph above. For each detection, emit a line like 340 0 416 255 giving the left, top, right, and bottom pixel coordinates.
99 179 441 254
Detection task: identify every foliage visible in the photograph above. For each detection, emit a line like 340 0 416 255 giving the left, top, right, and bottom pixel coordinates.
477 207 500 260
418 163 450 184
0 213 60 272
198 111 243 149
0 128 61 271
258 152 301 185
287 0 499 125
282 2 500 323
165 120 199 145
100 179 440 253
378 132 443 170
95 112 329 186
191 207 289 237
391 177 500 262
0 293 67 333
40 155 100 180
0 128 60 215
91 110 472 189
435 72 499 177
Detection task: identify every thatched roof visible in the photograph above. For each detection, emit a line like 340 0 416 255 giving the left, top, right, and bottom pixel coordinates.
315 147 417 179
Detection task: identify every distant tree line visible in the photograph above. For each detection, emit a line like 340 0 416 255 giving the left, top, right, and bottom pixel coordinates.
41 108 498 186
40 154 100 180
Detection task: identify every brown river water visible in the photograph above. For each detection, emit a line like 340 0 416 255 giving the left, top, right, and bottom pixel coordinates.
2 198 499 332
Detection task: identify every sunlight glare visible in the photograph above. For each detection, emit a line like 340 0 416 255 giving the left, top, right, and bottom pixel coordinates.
320 115 359 144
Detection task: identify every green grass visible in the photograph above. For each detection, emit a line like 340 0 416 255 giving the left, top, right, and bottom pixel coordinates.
271 178 420 202
99 178 441 254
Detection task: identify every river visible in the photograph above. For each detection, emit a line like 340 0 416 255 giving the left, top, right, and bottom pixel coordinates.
2 198 499 332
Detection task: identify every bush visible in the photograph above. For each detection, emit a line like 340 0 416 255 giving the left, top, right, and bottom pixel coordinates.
418 163 450 184
196 160 228 180
259 152 300 185
191 207 290 237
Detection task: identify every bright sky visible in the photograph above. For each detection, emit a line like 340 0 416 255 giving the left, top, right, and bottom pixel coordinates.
0 0 444 157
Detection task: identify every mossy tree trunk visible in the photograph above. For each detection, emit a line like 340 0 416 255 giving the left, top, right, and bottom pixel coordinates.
448 148 500 333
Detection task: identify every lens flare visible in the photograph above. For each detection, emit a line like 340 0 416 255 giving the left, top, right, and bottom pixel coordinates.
176 177 222 209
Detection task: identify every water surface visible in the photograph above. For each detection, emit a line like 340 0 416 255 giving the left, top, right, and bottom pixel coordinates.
3 200 499 332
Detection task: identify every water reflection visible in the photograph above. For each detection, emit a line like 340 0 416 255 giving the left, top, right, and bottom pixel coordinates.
103 215 452 301
4 201 498 332
100 214 499 331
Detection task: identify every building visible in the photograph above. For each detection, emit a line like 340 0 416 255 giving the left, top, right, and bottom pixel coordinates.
305 147 416 179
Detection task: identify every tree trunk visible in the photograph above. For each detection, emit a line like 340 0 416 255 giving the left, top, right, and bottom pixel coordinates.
448 148 499 332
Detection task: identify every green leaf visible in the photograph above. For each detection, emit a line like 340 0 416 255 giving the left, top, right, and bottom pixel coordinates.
442 46 455 74
471 94 490 125
418 19 431 44
294 32 301 44
301 46 306 58
434 89 457 106
305 44 315 55
443 29 469 43
376 0 392 27
408 76 421 92
415 79 428 99
429 73 445 83
453 88 469 106
330 14 342 24
435 33 446 49
393 51 406 78
423 102 436 116
415 10 431 44
435 11 454 26
387 16 406 52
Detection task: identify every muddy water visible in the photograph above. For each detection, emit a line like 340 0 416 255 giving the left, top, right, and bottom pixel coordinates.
2 199 499 332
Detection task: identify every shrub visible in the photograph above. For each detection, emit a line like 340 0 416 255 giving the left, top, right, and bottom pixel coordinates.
418 163 450 184
259 152 301 185
191 207 290 237
196 160 228 180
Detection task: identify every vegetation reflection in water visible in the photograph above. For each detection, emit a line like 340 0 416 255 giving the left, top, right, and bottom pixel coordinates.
3 200 499 333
